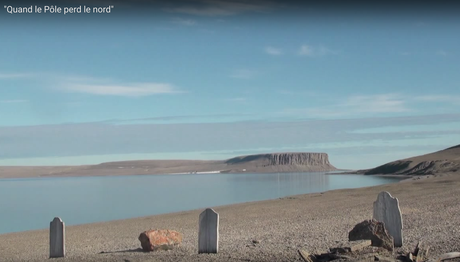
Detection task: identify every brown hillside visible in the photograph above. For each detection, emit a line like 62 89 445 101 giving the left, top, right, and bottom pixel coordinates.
360 145 460 175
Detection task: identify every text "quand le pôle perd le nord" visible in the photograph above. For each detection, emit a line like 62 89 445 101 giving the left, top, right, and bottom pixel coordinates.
4 5 114 14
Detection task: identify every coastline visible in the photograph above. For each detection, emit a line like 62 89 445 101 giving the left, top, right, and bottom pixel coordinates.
0 167 338 180
0 152 337 179
0 167 419 181
325 171 416 182
0 167 419 184
1 173 458 262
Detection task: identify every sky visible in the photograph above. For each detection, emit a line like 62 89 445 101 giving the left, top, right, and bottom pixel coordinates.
0 0 459 169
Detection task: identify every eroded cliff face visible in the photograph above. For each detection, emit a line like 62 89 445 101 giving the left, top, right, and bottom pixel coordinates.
225 152 336 172
265 153 332 166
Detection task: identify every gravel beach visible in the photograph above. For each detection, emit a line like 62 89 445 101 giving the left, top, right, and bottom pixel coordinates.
1 174 459 262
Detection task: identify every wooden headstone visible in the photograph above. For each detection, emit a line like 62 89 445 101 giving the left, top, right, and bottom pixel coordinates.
373 191 403 247
50 217 65 258
198 208 219 253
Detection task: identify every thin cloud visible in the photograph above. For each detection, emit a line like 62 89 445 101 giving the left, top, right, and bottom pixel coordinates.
298 45 337 57
1 72 184 97
280 94 409 118
436 50 448 56
343 94 408 113
61 83 181 97
298 45 314 56
163 0 275 16
415 95 460 104
279 90 319 96
110 113 254 124
265 46 282 55
0 99 28 103
226 97 247 103
0 73 33 79
280 107 345 118
171 17 197 26
199 28 215 33
230 69 257 79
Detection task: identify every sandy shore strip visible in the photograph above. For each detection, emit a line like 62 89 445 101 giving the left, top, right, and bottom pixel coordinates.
1 174 459 262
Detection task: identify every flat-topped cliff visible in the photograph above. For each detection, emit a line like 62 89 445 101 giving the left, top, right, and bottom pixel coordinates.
224 152 335 173
226 152 331 166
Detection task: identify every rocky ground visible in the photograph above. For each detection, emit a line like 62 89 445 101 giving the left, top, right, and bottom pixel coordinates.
1 174 459 262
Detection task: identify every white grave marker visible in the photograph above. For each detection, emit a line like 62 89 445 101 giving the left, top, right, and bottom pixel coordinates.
373 191 403 247
198 208 219 253
50 217 65 258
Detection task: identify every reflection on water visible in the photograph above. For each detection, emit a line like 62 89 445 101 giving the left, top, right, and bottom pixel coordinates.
0 172 401 234
227 172 329 199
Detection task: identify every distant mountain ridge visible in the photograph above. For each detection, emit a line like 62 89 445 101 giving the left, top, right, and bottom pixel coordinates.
358 145 460 176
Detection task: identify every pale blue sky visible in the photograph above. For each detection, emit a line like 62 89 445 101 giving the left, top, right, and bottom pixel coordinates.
0 0 459 169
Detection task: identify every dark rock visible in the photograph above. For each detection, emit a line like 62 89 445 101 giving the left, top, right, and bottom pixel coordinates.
348 219 394 251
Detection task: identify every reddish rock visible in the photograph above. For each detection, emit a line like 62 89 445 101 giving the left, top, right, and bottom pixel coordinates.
348 219 394 251
138 229 183 252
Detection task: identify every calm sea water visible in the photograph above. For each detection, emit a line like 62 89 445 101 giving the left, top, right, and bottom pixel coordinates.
0 172 402 234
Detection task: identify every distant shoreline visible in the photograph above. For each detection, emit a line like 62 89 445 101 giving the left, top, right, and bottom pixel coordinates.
0 168 339 180
0 166 424 181
0 167 420 182
0 152 338 179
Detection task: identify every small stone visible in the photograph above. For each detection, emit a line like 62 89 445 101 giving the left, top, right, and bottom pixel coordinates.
298 249 317 262
408 253 414 262
252 239 260 244
348 219 394 252
138 229 182 252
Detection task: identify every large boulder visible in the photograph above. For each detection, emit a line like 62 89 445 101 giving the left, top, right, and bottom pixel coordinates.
348 219 394 251
138 229 183 252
